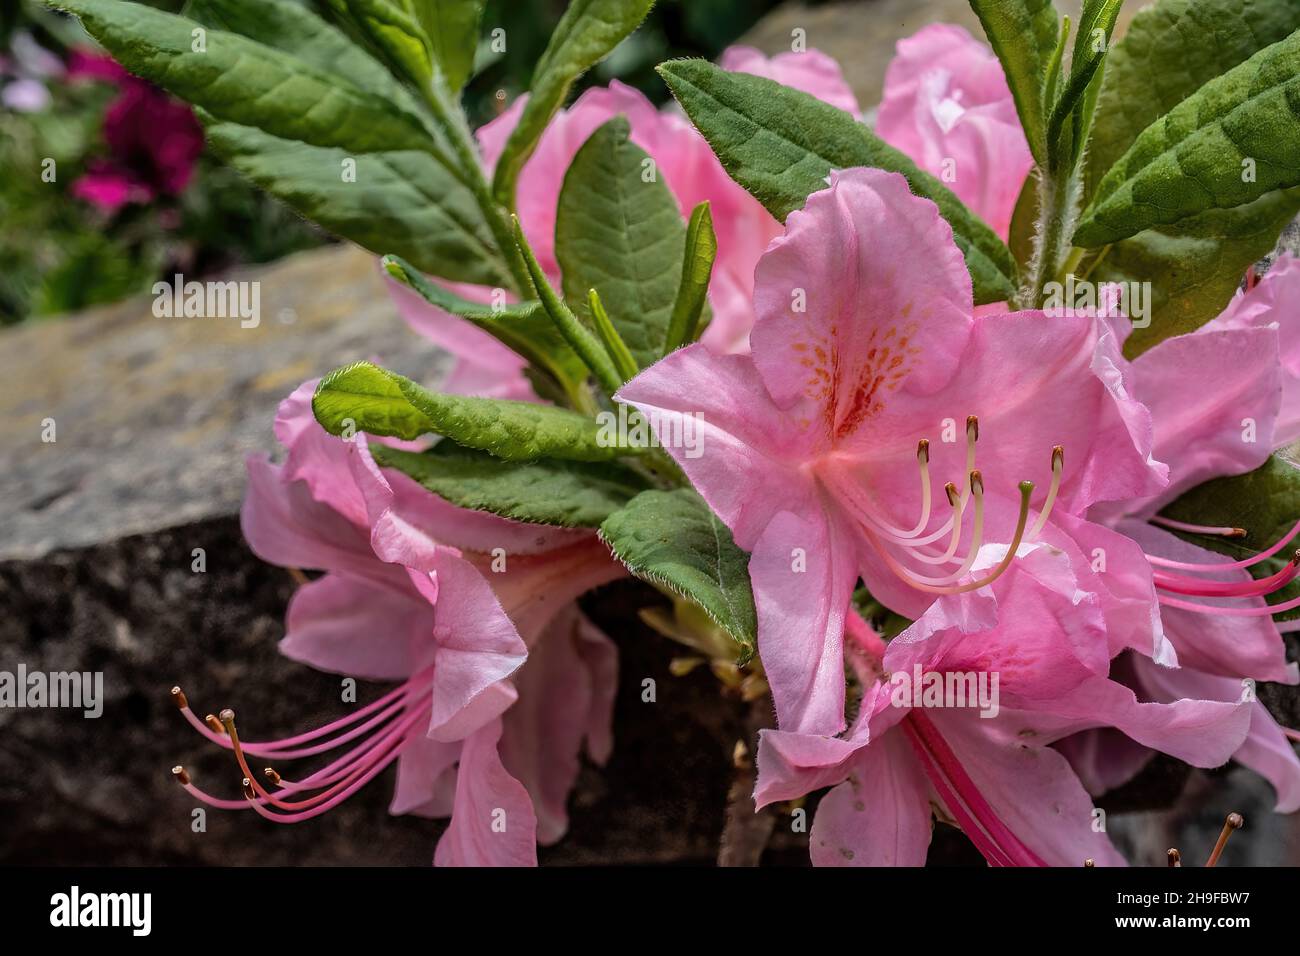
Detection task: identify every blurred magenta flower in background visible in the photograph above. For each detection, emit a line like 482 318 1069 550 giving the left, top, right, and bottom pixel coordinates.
67 48 203 213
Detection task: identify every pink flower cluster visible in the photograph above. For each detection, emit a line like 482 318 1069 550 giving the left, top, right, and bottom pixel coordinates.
67 49 204 214
185 25 1299 866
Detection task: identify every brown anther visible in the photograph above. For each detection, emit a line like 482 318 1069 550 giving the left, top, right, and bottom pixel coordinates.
945 482 960 508
264 767 282 786
917 439 930 464
966 415 979 441
1226 528 1247 539
204 714 225 735
1167 848 1181 867
969 470 984 496
241 777 256 801
1205 812 1244 867
1290 549 1300 567
171 766 191 786
170 686 188 710
219 708 236 728
1052 445 1064 470
1083 859 1095 868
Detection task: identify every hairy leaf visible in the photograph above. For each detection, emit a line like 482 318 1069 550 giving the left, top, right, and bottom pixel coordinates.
968 0 1061 165
600 489 756 657
657 59 1018 304
373 440 648 526
1083 0 1300 204
1075 29 1300 247
555 116 686 369
313 361 634 461
49 0 437 153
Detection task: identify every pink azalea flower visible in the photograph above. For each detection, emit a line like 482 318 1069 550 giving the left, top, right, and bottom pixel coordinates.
754 548 1251 866
67 48 204 213
390 47 861 397
174 381 622 865
876 24 1034 240
1058 258 1300 810
619 167 1166 735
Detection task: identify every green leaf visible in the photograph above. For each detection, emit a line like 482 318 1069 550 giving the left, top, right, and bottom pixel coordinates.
968 0 1061 166
491 0 655 209
187 0 418 109
410 0 485 92
322 0 433 90
600 489 757 659
656 59 1019 304
665 201 717 353
1160 454 1300 622
381 254 586 387
1091 187 1300 358
49 0 437 154
555 115 686 369
201 122 511 286
1083 0 1300 205
313 361 636 461
1074 29 1300 248
1046 0 1123 167
372 440 649 527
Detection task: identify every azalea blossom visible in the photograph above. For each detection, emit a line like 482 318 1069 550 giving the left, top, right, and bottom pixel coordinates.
755 547 1250 867
876 23 1033 240
1056 257 1300 812
619 166 1166 735
172 380 621 864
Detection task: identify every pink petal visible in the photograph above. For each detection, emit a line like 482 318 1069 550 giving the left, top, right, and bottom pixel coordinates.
617 346 815 549
927 710 1127 867
433 720 538 866
750 508 861 734
1207 254 1300 444
750 167 974 424
390 736 461 818
1127 325 1281 512
876 24 1032 239
423 550 528 741
499 607 615 844
280 573 435 680
810 731 933 866
1131 656 1300 813
719 45 860 114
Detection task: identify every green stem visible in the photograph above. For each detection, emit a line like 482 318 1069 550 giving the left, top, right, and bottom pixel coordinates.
1027 165 1079 308
419 82 531 296
512 217 623 397
588 289 639 382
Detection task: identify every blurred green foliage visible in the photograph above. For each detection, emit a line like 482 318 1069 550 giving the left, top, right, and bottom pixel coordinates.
0 0 787 325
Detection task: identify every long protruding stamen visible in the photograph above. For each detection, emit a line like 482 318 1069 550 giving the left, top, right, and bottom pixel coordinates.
1205 813 1244 867
1158 590 1300 617
1167 848 1181 868
1146 517 1300 573
908 440 933 537
908 481 966 565
1153 550 1300 598
1151 516 1246 538
1026 446 1063 541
